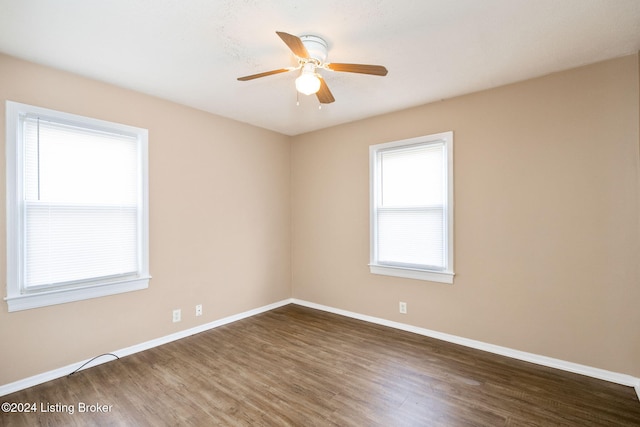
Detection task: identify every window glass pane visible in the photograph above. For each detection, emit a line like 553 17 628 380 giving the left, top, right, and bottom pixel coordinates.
25 204 138 288
24 118 138 204
380 143 443 207
377 207 445 269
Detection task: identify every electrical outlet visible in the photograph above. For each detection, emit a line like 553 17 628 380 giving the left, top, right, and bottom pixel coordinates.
195 304 202 316
399 301 407 314
172 309 181 322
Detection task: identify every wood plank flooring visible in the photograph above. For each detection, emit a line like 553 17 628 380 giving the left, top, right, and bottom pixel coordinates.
2 304 639 426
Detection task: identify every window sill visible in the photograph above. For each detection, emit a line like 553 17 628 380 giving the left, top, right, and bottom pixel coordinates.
370 264 454 284
5 277 150 312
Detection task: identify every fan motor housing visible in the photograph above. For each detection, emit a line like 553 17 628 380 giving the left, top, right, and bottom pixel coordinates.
300 35 328 63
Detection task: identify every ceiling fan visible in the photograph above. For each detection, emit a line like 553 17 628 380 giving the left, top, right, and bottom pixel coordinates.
237 31 388 104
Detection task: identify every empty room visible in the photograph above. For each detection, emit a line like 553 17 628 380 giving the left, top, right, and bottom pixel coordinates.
1 1 640 425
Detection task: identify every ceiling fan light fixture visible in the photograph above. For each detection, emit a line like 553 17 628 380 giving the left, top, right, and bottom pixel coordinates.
237 31 387 105
295 65 321 95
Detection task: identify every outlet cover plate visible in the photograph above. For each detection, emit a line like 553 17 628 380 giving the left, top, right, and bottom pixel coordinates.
399 302 407 314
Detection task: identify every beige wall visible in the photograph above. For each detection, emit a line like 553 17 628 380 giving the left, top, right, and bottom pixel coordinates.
291 54 640 377
0 54 292 385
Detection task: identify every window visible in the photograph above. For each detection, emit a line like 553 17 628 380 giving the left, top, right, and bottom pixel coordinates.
370 131 454 283
5 101 150 311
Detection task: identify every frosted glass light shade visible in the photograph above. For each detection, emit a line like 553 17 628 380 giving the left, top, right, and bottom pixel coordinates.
295 72 321 95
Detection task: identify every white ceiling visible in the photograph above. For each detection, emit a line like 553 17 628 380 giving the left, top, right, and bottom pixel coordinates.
0 0 639 136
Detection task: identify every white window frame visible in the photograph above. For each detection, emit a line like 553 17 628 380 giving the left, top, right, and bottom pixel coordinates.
369 131 454 284
5 101 150 311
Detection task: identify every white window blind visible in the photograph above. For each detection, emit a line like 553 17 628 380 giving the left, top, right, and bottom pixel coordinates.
377 143 445 269
24 118 139 289
370 132 454 283
6 101 150 311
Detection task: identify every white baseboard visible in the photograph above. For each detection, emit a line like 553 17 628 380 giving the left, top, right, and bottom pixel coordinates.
292 299 640 399
0 298 292 397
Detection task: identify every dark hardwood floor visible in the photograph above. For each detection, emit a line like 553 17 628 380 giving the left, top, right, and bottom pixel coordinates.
2 304 639 426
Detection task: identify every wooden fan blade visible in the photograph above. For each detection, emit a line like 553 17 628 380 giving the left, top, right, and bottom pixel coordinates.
276 31 310 59
316 77 335 104
326 63 388 76
237 68 292 81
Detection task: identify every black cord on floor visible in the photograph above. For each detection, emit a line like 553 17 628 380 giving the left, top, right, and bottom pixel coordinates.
68 353 120 377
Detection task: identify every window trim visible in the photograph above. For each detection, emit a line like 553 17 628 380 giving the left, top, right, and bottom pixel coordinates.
369 131 454 284
5 101 150 311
